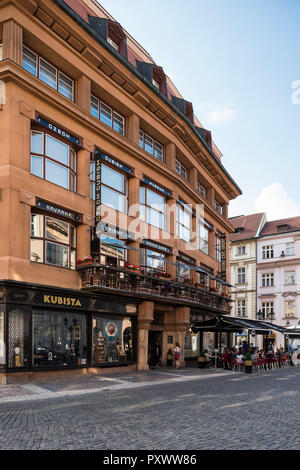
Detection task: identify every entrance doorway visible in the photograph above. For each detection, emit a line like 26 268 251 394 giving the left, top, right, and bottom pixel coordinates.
148 331 163 367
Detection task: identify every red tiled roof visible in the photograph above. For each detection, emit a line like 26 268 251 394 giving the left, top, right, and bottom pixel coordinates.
260 216 300 237
64 0 94 23
229 213 265 242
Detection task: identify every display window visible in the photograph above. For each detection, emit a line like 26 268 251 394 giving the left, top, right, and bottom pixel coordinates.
0 309 5 368
7 307 31 368
33 310 87 368
92 315 133 364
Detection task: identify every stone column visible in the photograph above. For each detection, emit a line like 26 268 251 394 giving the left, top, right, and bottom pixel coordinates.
77 75 91 112
164 306 190 367
189 167 198 191
166 192 177 237
3 19 23 65
127 113 140 146
222 203 228 220
208 229 215 259
207 187 215 207
137 301 154 371
77 146 92 198
76 222 91 261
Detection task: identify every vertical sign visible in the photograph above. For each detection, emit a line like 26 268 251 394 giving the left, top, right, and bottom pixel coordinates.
220 234 227 281
95 151 101 225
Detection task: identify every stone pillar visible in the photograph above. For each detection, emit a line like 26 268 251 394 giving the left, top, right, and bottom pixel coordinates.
167 251 177 280
222 203 228 220
165 306 190 367
137 301 154 371
76 223 91 260
166 193 177 236
77 147 91 198
208 229 215 259
165 142 176 169
128 113 140 146
77 75 91 112
3 19 23 65
207 187 215 207
189 167 198 191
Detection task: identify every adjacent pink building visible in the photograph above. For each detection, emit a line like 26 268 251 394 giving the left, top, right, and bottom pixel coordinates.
257 217 300 349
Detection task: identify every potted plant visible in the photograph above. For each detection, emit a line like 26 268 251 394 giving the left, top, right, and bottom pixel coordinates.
198 350 206 368
245 352 253 374
124 262 141 272
76 257 95 267
166 349 173 367
183 278 194 285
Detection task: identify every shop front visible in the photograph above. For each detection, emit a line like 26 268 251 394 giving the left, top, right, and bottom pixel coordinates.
0 281 137 383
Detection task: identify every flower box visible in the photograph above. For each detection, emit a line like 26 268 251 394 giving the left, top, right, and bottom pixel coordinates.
76 257 95 266
124 263 141 272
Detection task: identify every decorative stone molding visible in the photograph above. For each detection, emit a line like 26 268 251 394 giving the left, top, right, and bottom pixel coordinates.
82 137 94 152
19 102 35 120
19 191 36 206
82 214 93 227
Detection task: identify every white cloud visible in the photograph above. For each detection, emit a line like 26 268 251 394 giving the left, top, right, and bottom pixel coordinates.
205 106 237 124
255 182 300 221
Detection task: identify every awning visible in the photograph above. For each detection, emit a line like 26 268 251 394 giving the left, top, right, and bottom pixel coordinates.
191 315 290 334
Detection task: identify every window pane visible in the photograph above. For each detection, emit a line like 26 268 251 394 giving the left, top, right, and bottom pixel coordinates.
31 131 44 154
46 216 69 244
23 46 37 76
31 214 44 237
8 308 30 368
113 112 124 135
46 241 69 268
146 189 164 209
92 316 134 364
147 207 164 229
139 130 144 148
39 58 57 89
70 172 76 192
70 249 76 270
154 142 163 161
46 159 69 190
139 204 146 221
101 186 125 212
46 135 69 165
70 150 76 171
71 226 76 248
91 96 99 118
144 135 153 154
30 239 44 263
58 72 73 100
31 155 43 178
100 102 112 127
90 182 95 200
139 187 145 204
101 164 124 193
33 311 87 367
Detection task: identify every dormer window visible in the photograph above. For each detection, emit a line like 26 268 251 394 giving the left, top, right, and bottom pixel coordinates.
107 36 119 51
276 224 289 232
152 79 160 90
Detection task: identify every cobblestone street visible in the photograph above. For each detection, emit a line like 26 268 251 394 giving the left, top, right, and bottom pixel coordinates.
0 366 300 450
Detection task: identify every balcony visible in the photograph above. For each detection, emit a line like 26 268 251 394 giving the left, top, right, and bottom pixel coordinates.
77 264 232 313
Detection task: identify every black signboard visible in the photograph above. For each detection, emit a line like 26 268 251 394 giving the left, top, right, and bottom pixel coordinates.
142 177 171 197
95 150 133 175
142 239 172 254
36 116 81 145
220 234 227 281
97 222 134 241
36 201 81 222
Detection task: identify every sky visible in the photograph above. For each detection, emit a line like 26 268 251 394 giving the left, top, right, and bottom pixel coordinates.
98 0 300 222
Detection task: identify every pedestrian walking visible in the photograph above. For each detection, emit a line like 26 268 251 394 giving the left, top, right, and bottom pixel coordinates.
174 343 181 369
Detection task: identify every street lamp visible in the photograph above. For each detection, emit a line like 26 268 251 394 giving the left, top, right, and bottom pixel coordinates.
256 309 263 320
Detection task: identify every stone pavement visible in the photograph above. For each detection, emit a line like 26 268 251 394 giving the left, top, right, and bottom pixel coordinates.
0 366 300 450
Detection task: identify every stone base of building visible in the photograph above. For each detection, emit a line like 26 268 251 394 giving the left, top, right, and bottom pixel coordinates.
0 364 137 384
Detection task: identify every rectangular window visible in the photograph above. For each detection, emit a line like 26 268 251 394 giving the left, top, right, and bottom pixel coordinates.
199 223 209 255
285 300 296 318
237 300 246 317
107 37 119 51
262 302 274 317
237 267 245 284
22 46 74 100
30 131 76 192
30 213 76 269
286 242 295 256
176 204 191 243
262 273 274 287
140 248 166 273
215 235 222 262
237 246 246 255
91 95 125 136
285 271 296 285
139 130 164 162
8 308 30 368
101 164 127 213
214 201 222 214
139 187 165 230
197 182 206 199
176 160 188 179
262 245 274 259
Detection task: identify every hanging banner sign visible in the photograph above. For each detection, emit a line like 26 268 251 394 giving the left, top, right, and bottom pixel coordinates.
220 234 227 281
36 116 81 145
95 152 102 225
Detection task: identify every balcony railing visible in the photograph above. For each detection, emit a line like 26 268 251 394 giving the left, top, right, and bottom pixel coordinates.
77 264 231 313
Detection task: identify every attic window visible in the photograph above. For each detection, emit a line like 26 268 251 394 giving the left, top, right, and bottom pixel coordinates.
234 227 243 234
276 224 289 232
107 37 119 51
152 78 160 90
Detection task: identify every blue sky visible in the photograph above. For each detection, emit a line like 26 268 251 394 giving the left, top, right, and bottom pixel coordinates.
98 0 300 221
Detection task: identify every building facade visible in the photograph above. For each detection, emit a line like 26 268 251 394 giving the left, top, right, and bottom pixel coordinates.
257 217 300 350
0 0 241 382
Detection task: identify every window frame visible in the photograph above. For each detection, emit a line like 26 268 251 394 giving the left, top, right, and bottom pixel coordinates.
199 222 209 255
237 267 246 284
262 273 274 287
176 203 192 243
262 245 274 259
30 212 76 270
237 246 246 256
285 270 296 285
23 45 74 101
286 242 295 256
139 186 166 230
262 302 274 317
175 160 188 180
237 300 246 317
197 182 206 199
285 300 296 318
91 94 125 136
30 129 77 192
99 162 128 214
139 130 164 162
